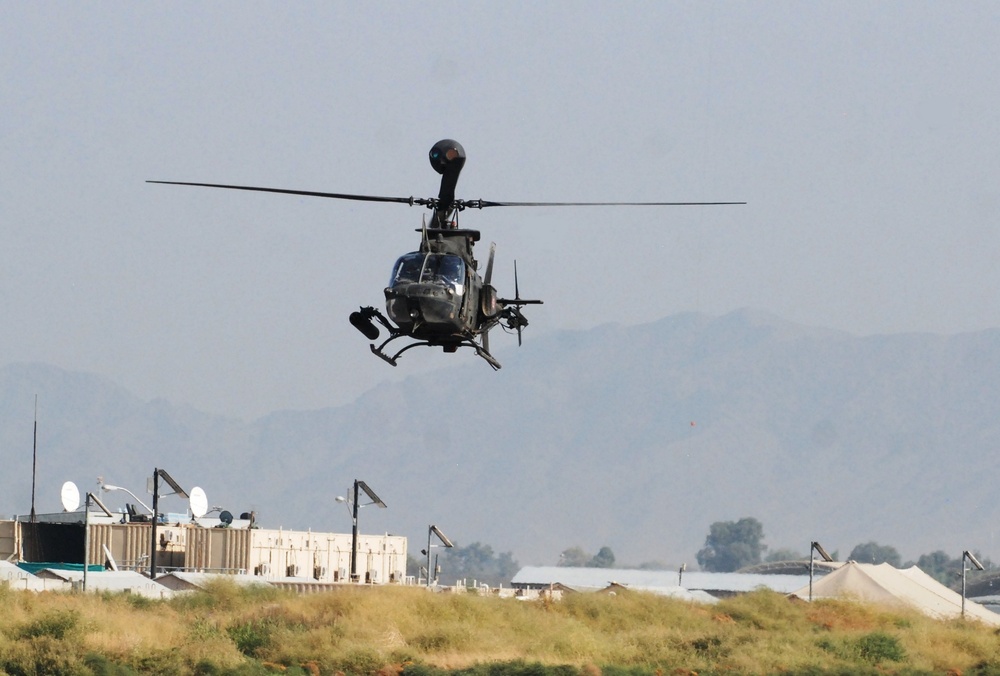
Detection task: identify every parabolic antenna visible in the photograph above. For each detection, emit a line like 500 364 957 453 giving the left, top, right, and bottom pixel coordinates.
219 510 233 525
60 481 80 512
189 486 208 518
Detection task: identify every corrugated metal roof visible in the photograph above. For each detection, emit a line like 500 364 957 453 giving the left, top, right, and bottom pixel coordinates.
511 566 810 594
156 571 268 591
0 561 47 591
34 569 174 598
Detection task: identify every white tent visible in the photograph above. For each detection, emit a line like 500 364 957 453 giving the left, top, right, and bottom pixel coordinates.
791 562 1000 626
34 569 174 598
0 561 47 591
512 566 809 600
156 571 269 592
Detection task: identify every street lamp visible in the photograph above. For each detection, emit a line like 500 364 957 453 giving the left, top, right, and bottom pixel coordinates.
422 524 454 588
147 468 188 580
82 491 113 592
100 482 154 516
809 541 834 602
336 480 386 582
962 550 985 618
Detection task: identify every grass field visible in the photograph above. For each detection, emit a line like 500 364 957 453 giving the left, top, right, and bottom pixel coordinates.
1 580 999 675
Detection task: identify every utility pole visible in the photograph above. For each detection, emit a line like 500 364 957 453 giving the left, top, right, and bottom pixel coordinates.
350 480 360 582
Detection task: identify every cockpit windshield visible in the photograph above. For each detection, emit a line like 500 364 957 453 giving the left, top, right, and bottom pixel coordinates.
389 253 465 293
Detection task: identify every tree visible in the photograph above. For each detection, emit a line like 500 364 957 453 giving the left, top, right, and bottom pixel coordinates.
436 542 520 587
765 548 805 563
636 560 670 570
913 549 993 587
848 541 901 567
558 546 616 568
588 546 616 569
696 517 766 572
915 550 957 585
558 547 591 567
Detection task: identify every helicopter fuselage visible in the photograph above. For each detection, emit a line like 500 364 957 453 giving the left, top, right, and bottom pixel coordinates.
384 227 489 347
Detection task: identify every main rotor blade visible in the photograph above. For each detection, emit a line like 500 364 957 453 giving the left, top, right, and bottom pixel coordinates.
463 199 746 208
147 180 431 206
148 181 745 210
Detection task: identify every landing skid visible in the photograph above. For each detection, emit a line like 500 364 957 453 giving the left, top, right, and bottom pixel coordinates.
352 306 502 370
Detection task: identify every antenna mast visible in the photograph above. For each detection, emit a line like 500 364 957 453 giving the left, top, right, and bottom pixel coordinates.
30 395 38 523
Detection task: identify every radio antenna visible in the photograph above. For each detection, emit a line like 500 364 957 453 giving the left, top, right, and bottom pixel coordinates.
30 395 38 523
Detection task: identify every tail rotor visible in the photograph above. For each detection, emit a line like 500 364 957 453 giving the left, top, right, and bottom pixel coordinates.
498 260 543 346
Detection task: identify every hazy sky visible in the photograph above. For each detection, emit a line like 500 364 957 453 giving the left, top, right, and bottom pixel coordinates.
3 2 999 419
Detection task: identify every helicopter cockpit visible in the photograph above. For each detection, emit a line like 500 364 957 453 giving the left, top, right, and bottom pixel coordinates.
388 252 465 295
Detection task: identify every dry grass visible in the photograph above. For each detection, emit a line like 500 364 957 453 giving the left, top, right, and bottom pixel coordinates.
2 581 1000 675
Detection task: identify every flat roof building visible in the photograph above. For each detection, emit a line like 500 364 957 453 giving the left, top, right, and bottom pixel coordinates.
2 509 407 586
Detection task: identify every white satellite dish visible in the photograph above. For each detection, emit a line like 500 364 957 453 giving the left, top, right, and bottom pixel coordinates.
60 481 80 512
189 486 208 518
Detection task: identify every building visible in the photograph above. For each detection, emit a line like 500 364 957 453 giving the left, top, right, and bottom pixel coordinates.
1 508 407 585
511 565 812 600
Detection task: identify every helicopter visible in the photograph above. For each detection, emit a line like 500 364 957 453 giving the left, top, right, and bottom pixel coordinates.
149 139 743 369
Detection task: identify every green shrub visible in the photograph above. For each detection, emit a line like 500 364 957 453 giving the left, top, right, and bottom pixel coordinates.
227 619 274 656
1 634 83 676
16 609 79 640
855 631 906 663
84 652 140 675
337 647 384 675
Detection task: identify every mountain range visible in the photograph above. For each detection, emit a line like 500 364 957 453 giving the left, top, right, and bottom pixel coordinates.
3 309 999 569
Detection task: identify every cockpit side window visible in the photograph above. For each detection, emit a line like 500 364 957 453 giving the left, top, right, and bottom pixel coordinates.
389 253 424 286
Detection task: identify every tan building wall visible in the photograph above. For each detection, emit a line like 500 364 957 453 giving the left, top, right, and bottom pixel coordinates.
0 520 18 561
0 519 407 584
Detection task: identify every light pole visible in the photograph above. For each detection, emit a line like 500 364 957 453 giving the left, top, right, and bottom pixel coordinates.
962 550 985 618
423 525 454 588
100 482 154 516
336 480 386 582
809 541 834 602
147 469 188 580
81 491 113 591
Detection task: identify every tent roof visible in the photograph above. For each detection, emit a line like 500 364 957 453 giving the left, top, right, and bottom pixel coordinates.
0 561 46 590
34 569 174 598
791 562 1000 626
512 566 809 595
156 571 268 591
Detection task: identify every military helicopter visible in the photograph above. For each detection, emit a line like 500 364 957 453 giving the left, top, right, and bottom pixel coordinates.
149 140 743 369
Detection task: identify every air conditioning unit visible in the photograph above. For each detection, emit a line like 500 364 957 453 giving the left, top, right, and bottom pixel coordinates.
286 564 299 577
255 563 270 576
313 566 326 580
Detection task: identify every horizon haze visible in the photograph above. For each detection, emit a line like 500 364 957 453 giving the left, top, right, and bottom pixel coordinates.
3 309 999 569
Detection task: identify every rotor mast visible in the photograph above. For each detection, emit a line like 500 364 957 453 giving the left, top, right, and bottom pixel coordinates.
428 139 466 227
